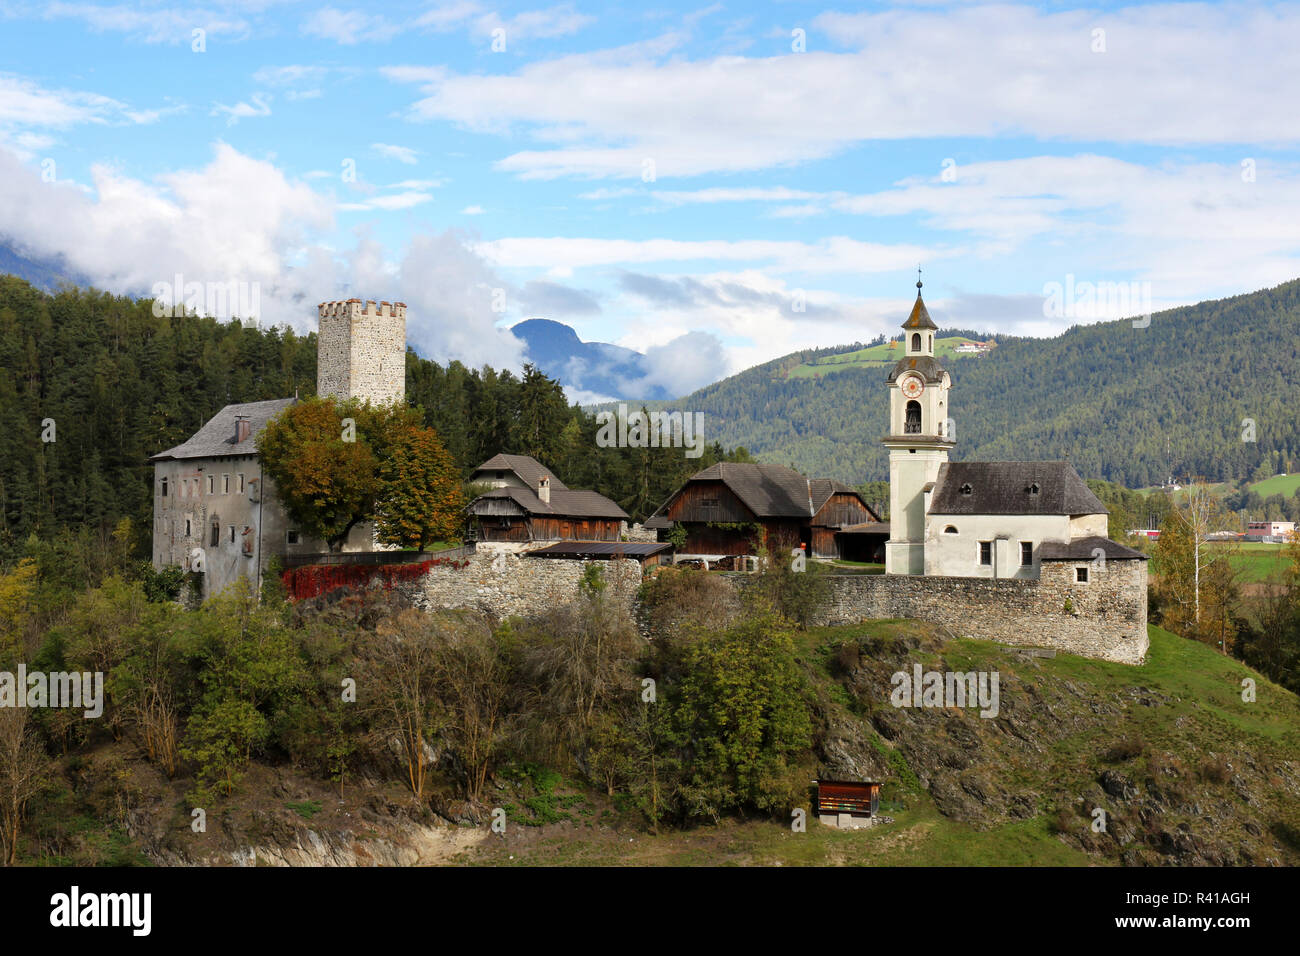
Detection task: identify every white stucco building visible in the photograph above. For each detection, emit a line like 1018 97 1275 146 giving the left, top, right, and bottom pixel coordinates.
882 279 1145 580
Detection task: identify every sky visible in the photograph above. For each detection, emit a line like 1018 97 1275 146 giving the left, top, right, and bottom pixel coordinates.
0 0 1297 401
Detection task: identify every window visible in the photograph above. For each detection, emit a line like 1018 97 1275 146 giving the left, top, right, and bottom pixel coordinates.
287 530 300 545
928 334 932 351
960 483 973 496
207 475 214 494
979 541 992 566
911 332 921 351
238 473 245 493
210 518 220 547
161 477 168 497
944 525 958 534
229 525 236 544
1076 566 1089 583
1020 542 1033 566
904 400 922 434
1027 482 1040 496
223 474 230 494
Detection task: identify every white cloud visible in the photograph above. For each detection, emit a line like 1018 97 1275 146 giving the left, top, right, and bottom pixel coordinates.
210 92 271 126
461 204 485 215
42 2 251 44
341 190 435 211
0 143 524 370
387 3 1300 179
372 142 419 164
302 7 400 44
475 235 943 275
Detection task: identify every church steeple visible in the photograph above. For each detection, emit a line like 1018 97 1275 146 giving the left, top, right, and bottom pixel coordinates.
902 272 937 356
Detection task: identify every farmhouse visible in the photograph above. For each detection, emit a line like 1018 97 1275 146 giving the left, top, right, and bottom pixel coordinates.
465 453 629 546
647 462 883 562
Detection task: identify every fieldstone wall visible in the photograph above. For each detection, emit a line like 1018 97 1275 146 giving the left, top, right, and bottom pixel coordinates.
803 559 1148 664
317 299 407 405
406 551 642 619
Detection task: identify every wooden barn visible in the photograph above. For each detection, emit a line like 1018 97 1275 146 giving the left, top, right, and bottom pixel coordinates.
815 779 883 829
648 462 881 561
466 454 629 544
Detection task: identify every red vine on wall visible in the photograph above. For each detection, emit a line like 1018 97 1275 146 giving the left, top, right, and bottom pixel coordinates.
281 556 470 601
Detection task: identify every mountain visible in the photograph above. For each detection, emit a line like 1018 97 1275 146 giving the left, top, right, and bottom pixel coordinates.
638 280 1300 487
510 318 671 401
0 238 86 292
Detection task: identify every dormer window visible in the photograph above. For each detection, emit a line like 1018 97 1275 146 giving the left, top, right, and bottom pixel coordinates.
960 483 973 496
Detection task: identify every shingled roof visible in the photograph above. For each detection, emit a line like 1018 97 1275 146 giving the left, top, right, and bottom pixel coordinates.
471 454 568 490
928 462 1108 516
1039 536 1149 561
886 354 948 384
467 485 628 520
809 478 863 514
901 290 938 331
683 462 815 517
151 398 296 461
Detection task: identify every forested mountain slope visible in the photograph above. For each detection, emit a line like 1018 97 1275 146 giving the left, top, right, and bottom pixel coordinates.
655 279 1300 485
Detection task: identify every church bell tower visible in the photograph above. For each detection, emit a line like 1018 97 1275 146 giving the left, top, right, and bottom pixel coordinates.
882 276 954 574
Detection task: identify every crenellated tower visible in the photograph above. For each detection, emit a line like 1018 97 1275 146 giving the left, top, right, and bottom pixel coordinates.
316 298 407 405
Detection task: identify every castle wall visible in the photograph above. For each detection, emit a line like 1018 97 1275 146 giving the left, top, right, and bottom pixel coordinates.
806 560 1149 664
405 550 643 619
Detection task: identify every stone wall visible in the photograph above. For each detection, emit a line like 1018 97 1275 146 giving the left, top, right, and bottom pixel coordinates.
317 299 407 405
745 560 1149 664
408 550 642 619
835 560 1146 663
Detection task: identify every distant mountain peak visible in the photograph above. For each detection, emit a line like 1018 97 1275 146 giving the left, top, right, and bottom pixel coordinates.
509 318 670 402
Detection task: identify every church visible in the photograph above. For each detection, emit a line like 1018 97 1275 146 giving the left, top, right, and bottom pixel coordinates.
882 278 1146 581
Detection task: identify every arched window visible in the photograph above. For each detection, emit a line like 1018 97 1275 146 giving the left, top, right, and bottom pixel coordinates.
210 516 220 547
904 400 922 434
911 332 921 351
928 334 932 351
944 525 958 534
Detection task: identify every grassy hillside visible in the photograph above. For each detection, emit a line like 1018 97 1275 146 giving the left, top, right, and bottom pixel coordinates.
647 278 1300 485
787 336 991 379
1252 474 1300 499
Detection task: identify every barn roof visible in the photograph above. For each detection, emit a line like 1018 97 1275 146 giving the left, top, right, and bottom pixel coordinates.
680 462 816 517
649 464 879 523
1039 536 1149 561
467 485 628 520
471 453 568 490
929 461 1108 516
524 541 671 560
151 397 296 461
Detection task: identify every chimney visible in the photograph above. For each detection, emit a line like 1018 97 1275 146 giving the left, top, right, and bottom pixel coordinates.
538 476 550 504
234 416 251 444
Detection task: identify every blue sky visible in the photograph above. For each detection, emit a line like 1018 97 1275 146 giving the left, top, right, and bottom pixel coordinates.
1 0 1297 399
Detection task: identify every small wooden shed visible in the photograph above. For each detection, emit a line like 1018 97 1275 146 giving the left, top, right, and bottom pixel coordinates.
815 779 882 829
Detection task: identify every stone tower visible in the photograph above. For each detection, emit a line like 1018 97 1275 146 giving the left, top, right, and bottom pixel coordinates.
316 298 407 405
882 278 955 575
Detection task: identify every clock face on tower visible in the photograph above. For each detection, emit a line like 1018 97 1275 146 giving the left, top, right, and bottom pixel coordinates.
900 374 924 399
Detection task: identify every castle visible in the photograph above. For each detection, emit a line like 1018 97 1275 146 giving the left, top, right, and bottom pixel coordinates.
150 299 407 600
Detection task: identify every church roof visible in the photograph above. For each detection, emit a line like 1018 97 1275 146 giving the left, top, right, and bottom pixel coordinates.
1039 536 1148 561
151 397 296 461
901 291 938 331
928 461 1108 516
886 354 948 384
471 453 568 491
